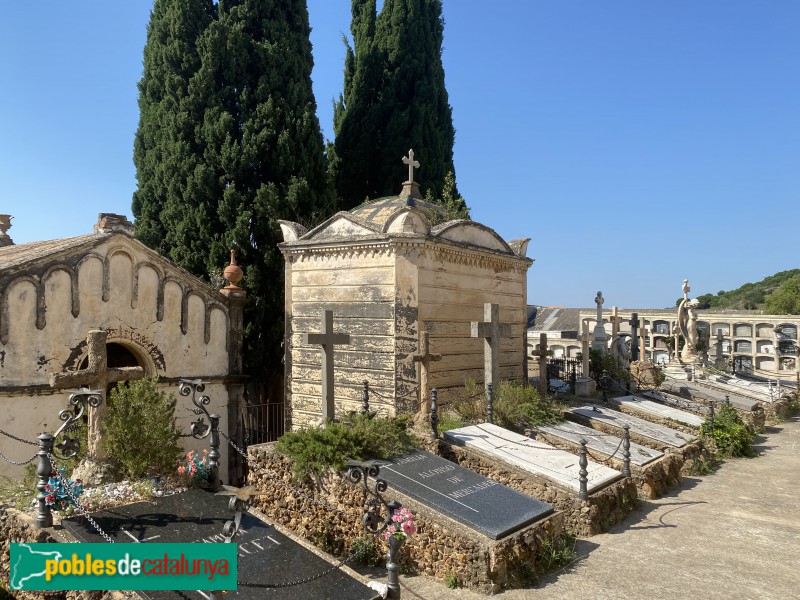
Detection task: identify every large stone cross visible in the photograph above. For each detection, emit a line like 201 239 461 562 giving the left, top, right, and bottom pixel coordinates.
302 310 351 423
402 149 420 184
532 333 552 399
592 290 609 351
471 303 512 392
49 330 144 459
413 330 441 417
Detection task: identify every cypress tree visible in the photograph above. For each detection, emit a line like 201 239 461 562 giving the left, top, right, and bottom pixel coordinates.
132 0 217 272
334 0 466 214
194 0 334 375
134 0 334 379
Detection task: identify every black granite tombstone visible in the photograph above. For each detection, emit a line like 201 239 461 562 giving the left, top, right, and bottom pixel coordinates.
62 488 379 600
379 450 553 540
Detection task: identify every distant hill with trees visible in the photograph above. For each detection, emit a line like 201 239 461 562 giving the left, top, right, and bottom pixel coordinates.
682 270 800 314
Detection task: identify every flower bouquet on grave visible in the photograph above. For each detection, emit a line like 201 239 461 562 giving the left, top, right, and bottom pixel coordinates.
177 449 210 487
44 467 84 513
383 507 416 542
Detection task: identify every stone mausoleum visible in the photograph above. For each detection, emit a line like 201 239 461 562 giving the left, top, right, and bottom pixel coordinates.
0 214 245 481
279 175 533 429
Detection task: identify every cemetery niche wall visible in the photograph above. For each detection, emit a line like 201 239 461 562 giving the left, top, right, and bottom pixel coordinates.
279 183 532 428
0 214 246 482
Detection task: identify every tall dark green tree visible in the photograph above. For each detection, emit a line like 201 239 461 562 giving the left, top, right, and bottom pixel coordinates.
334 0 465 214
133 0 334 378
132 0 217 274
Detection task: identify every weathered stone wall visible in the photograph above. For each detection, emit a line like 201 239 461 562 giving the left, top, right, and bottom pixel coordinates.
247 443 565 594
0 233 240 481
285 248 399 428
418 245 528 401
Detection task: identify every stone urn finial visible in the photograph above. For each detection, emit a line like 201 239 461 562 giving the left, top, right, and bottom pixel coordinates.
223 248 243 288
0 214 13 247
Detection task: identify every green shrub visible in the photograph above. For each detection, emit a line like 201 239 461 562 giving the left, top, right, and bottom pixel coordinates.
700 403 757 458
103 378 182 479
445 572 458 589
275 413 418 483
349 533 384 567
449 379 565 431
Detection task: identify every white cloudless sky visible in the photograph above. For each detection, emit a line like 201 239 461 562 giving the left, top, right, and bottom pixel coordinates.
1 1 797 308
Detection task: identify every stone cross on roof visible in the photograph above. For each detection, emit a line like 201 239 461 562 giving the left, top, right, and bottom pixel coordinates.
413 330 441 417
471 303 512 392
49 330 144 460
402 149 420 184
302 310 351 423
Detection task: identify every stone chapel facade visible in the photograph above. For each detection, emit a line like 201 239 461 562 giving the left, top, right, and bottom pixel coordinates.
279 181 533 429
0 214 245 481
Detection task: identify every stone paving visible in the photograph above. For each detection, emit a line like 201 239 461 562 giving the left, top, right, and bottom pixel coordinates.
396 416 800 600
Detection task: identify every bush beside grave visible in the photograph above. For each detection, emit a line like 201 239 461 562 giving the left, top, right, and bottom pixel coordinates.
103 377 183 480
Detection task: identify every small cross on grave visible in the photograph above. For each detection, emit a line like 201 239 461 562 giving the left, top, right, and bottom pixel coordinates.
402 149 420 184
629 312 640 361
471 303 512 394
49 330 144 460
413 330 441 418
532 333 553 399
301 310 351 423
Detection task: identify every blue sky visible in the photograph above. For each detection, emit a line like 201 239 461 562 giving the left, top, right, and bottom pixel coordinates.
1 1 798 308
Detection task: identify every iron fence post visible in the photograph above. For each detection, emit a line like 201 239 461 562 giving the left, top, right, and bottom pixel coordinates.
362 381 370 414
486 383 494 425
430 388 439 441
36 433 55 528
622 424 631 477
208 414 221 489
578 439 589 501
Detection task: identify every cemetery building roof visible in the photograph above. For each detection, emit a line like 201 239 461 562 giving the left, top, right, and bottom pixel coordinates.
279 195 532 261
0 233 103 272
527 306 581 336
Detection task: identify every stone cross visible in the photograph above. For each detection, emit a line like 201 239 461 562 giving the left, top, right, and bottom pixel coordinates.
531 333 552 399
629 313 640 361
609 306 623 357
580 322 591 376
49 330 144 460
302 310 351 423
413 330 441 417
402 149 420 184
592 291 608 351
471 303 512 393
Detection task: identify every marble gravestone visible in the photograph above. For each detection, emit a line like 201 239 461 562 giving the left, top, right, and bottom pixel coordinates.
443 423 622 494
379 450 553 540
62 489 379 600
571 406 697 448
614 395 705 427
536 421 663 467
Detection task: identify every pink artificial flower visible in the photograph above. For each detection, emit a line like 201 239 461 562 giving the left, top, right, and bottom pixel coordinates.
402 521 416 536
177 466 186 474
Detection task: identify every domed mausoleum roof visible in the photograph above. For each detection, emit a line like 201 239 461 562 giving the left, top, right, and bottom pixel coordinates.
278 149 530 259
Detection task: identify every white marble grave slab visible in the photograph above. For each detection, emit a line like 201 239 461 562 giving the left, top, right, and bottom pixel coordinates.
444 422 622 493
640 390 710 415
615 395 705 427
572 406 697 448
537 421 663 466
